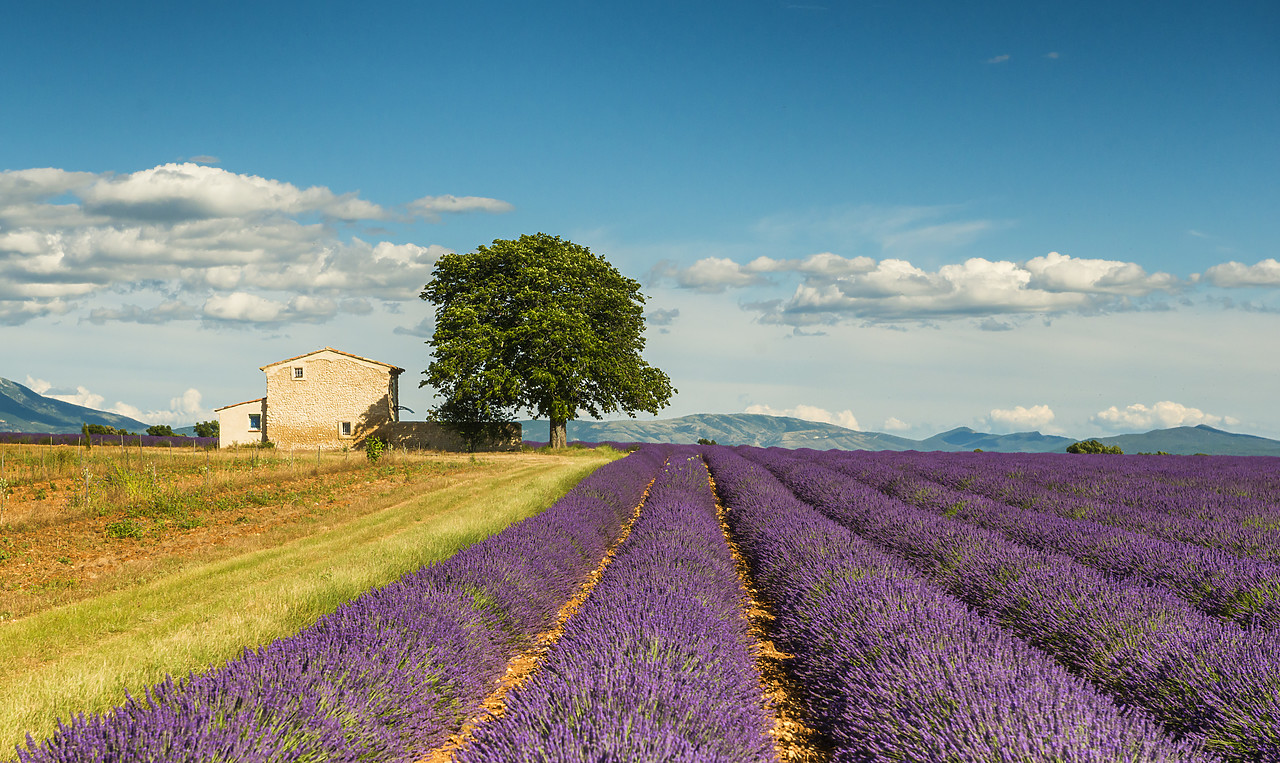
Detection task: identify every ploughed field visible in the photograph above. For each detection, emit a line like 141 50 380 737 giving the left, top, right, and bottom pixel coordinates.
13 446 1280 761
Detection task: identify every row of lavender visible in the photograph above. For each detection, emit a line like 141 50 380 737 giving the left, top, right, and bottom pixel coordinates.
740 446 1280 761
454 452 774 762
16 446 669 762
874 450 1280 565
703 447 1202 761
808 450 1280 629
925 450 1280 511
899 450 1280 527
0 432 217 448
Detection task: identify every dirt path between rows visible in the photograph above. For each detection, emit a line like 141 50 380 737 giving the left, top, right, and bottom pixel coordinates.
708 465 829 763
421 455 828 762
418 464 660 763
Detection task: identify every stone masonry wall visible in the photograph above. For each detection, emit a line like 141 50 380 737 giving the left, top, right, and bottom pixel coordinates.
264 354 395 450
373 421 522 452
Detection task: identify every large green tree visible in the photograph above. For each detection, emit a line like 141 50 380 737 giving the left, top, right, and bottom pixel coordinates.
421 233 674 447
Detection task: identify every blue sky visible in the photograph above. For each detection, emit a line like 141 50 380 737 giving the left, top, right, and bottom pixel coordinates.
2 0 1277 439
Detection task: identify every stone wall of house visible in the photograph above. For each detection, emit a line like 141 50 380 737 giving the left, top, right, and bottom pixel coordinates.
371 421 522 452
264 352 396 450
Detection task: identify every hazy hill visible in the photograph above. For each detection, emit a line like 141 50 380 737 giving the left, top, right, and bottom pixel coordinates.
6 376 1278 455
0 377 151 433
1093 425 1280 456
917 427 1076 453
521 413 920 450
521 413 1280 456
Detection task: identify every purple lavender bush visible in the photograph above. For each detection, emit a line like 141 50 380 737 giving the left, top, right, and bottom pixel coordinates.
0 432 217 448
882 451 1280 564
817 452 1280 628
454 451 774 763
704 446 1206 762
742 446 1280 761
15 446 669 763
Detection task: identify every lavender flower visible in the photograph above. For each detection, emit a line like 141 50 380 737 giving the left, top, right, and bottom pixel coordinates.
705 446 1206 762
455 452 774 762
741 446 1280 761
16 446 670 762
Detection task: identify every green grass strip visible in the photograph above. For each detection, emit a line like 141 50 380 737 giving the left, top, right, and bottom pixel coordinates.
0 452 617 754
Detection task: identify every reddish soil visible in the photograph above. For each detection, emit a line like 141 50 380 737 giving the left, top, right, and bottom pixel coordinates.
0 458 468 621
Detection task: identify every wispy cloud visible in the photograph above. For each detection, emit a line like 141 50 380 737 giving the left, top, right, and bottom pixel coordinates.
407 194 514 222
1044 52 1060 60
987 54 1011 64
745 403 859 431
646 308 680 326
749 203 1001 256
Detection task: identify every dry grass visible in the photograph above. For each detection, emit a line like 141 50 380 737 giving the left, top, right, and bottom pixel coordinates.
0 446 621 755
0 445 482 622
0 442 401 531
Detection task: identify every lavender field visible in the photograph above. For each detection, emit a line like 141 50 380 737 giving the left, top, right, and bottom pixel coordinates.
13 445 1280 762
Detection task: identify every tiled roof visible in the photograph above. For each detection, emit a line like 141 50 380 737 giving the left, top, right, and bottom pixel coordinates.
259 347 406 373
214 397 265 412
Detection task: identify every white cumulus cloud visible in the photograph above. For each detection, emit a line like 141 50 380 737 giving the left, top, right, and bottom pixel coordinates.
44 385 107 410
882 416 911 432
23 376 52 394
202 292 286 323
0 163 509 326
660 250 1186 326
660 257 769 292
1091 401 1240 432
22 376 212 426
1199 259 1280 288
111 388 211 426
77 163 392 221
987 404 1056 432
1024 252 1177 296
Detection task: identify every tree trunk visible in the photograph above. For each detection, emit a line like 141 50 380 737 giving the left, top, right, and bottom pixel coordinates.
549 417 567 448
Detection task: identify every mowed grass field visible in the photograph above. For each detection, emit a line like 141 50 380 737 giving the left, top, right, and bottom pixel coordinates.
0 444 620 754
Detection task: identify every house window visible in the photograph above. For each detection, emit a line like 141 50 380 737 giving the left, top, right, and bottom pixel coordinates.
340 421 352 437
292 366 305 379
248 414 262 431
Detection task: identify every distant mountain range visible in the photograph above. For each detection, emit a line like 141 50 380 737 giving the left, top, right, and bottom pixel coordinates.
520 414 1280 456
0 377 151 433
5 376 1276 455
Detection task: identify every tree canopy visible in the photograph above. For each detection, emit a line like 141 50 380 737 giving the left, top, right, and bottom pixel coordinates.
420 233 674 447
1066 439 1123 454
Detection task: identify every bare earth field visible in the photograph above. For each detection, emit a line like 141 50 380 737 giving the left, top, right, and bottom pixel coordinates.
0 447 474 622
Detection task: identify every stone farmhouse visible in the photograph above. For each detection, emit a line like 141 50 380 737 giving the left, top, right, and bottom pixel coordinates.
215 348 520 451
